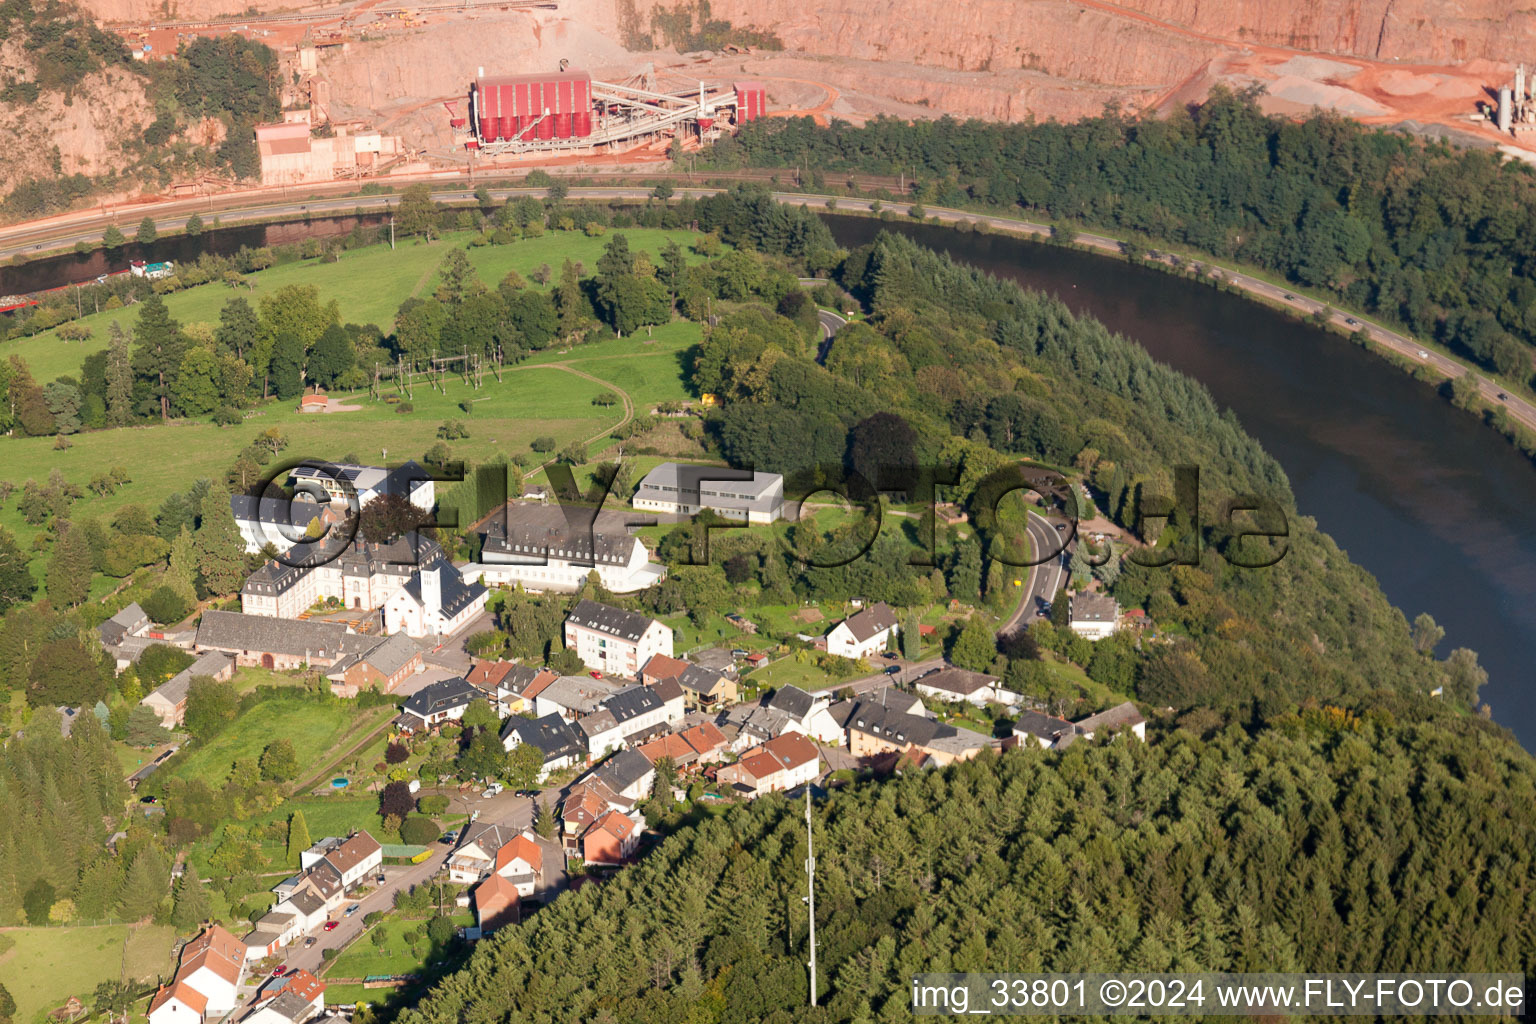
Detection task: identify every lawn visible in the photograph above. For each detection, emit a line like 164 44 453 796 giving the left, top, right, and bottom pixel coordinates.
166 700 388 789
744 656 841 692
326 909 474 981
186 794 397 882
0 923 174 1021
1 226 711 385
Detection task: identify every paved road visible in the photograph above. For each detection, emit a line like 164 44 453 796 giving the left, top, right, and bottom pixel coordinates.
239 845 448 1008
998 511 1070 636
5 182 1529 437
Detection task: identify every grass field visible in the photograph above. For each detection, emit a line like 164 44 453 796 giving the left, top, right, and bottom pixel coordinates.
186 794 395 881
166 700 389 789
0 923 174 1021
2 226 710 384
327 909 473 981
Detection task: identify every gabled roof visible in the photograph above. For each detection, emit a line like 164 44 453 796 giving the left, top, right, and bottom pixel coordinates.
501 713 584 762
520 668 561 700
641 653 689 681
397 564 487 619
646 675 685 705
457 821 517 858
602 685 664 725
589 748 655 794
466 660 515 690
845 700 946 747
765 684 818 720
578 709 618 739
181 924 246 974
536 674 625 714
197 610 367 659
147 650 234 707
1074 701 1145 733
917 666 1000 697
565 599 658 642
762 731 819 771
259 989 319 1024
676 663 729 694
474 871 519 914
285 887 326 918
149 981 207 1016
735 748 783 782
637 732 695 764
99 602 148 645
402 677 480 718
561 786 611 829
1013 710 1074 744
324 831 381 874
481 502 648 567
494 834 543 875
835 601 897 643
591 809 637 840
681 721 728 756
1070 592 1119 623
358 633 421 677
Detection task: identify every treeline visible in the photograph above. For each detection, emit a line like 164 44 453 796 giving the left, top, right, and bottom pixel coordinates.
705 88 1536 384
395 711 1534 1023
0 711 169 927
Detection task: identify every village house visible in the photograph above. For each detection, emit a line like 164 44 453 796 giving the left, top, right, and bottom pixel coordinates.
643 654 739 710
586 748 656 802
631 461 786 524
535 674 628 722
679 720 730 762
495 664 558 716
764 684 845 742
561 778 631 839
448 822 523 884
1073 701 1147 741
472 872 522 935
717 732 822 798
824 602 899 660
141 650 235 727
579 684 681 756
462 503 666 593
1068 592 1121 641
840 699 991 768
581 809 640 866
397 677 481 734
245 970 324 1024
148 925 246 1024
500 713 585 780
246 833 380 958
465 659 515 697
97 601 165 671
491 833 544 896
194 610 372 670
563 599 674 678
636 731 698 767
1012 710 1077 750
913 666 1023 708
324 632 424 698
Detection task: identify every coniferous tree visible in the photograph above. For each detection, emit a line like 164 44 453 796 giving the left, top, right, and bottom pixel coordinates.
167 526 198 604
131 294 185 422
287 810 311 864
115 848 168 922
0 529 35 614
171 864 210 929
193 485 245 596
104 322 133 427
45 522 93 607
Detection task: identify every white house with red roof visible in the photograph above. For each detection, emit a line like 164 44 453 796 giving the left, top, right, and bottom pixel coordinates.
148 925 246 1024
581 809 639 866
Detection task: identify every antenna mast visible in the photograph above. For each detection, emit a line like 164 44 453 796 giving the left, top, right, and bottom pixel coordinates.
805 791 817 1006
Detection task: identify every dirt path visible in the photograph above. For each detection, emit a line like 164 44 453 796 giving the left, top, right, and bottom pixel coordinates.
288 705 398 796
506 359 636 445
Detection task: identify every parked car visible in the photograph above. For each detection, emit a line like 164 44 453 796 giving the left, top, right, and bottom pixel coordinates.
483 783 504 798
304 937 317 948
1417 350 1429 358
324 920 339 931
138 795 157 804
271 966 287 977
344 904 361 917
588 670 603 679
376 873 387 885
1498 392 1508 401
514 790 537 798
1345 317 1359 326
1284 293 1296 300
883 665 901 675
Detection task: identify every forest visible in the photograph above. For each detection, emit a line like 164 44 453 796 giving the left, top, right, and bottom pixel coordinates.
703 88 1536 385
395 707 1535 1024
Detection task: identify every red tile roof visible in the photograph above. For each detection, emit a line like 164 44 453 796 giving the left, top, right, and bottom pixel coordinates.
592 809 636 840
641 654 688 682
494 834 543 875
283 969 325 1003
150 981 208 1016
681 721 727 757
522 669 561 700
637 733 694 764
466 660 514 689
762 731 820 771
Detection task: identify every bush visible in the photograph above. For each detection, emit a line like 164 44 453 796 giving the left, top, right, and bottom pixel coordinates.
364 911 384 926
321 948 337 962
211 407 243 426
417 794 449 815
426 915 455 945
396 402 414 414
399 816 440 845
385 742 410 764
530 435 556 453
141 585 192 625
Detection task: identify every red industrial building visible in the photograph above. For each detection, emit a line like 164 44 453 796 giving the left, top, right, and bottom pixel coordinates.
472 70 594 143
461 66 766 155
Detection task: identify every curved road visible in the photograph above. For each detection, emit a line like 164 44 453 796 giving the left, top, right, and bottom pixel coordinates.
999 510 1069 636
2 182 1530 437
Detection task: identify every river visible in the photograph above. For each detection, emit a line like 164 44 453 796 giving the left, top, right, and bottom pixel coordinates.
7 212 1532 748
826 216 1536 750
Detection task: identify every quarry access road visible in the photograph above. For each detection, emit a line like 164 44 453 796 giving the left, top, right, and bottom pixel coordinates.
2 180 1531 438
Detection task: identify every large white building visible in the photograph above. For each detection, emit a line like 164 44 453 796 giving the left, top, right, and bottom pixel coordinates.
631 462 786 524
462 503 666 593
1068 592 1120 641
240 533 487 640
563 599 673 678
